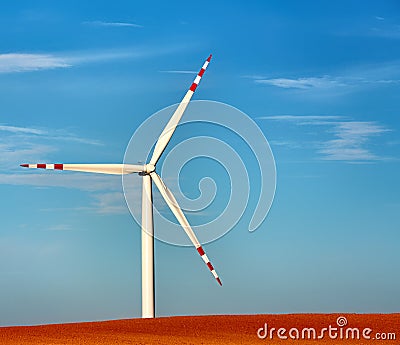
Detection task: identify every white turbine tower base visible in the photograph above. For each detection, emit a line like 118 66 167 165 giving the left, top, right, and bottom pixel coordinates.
21 54 221 319
141 174 154 318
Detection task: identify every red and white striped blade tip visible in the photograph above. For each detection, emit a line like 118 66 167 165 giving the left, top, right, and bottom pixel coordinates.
20 164 29 167
207 54 212 62
196 246 222 286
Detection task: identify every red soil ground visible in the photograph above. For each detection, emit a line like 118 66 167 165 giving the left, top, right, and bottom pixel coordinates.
0 314 398 344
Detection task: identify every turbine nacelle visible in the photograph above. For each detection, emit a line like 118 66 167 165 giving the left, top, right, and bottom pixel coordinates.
138 164 155 176
144 164 155 174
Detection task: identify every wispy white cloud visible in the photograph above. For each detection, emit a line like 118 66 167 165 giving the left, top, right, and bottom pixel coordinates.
0 50 141 74
254 76 344 89
0 124 102 171
0 124 102 146
259 115 390 163
369 16 400 39
83 20 143 28
0 173 121 192
159 70 197 74
0 124 129 215
257 115 347 128
258 115 343 122
269 140 303 149
320 121 390 161
0 44 179 74
92 192 127 214
40 187 143 215
369 25 400 39
0 125 46 135
253 75 399 90
334 16 400 40
251 61 400 92
46 224 73 231
0 143 56 170
44 129 102 146
0 54 70 73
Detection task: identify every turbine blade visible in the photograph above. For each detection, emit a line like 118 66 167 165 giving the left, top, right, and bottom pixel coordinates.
20 163 145 175
150 172 222 286
149 54 212 166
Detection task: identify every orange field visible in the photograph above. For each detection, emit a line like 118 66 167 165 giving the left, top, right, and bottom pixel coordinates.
0 314 398 344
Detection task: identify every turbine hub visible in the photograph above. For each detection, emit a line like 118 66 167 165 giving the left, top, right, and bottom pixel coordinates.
144 164 155 174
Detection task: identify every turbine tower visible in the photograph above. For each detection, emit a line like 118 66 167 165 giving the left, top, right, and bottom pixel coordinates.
20 55 221 319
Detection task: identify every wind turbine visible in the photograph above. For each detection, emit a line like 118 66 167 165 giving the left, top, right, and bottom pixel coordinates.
20 54 221 319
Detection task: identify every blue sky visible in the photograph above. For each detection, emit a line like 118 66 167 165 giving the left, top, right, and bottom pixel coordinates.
1 0 400 325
